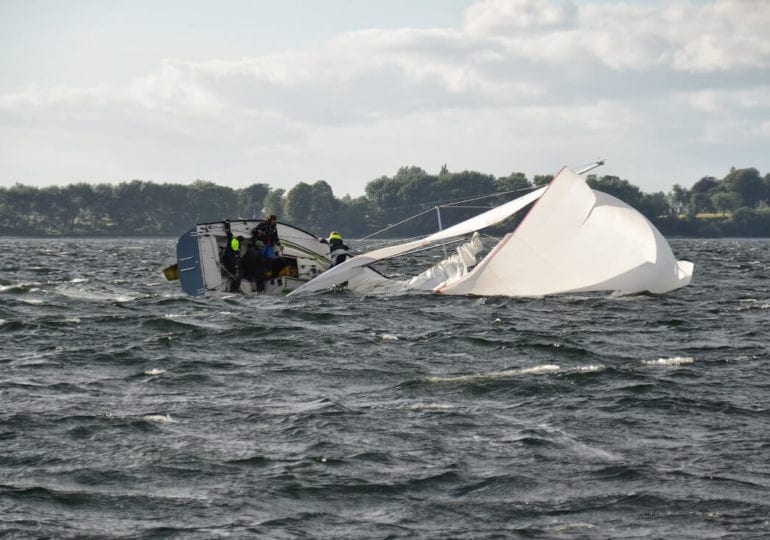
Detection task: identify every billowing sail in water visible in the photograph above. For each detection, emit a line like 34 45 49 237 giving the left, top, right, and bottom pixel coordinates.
438 167 693 296
289 165 693 298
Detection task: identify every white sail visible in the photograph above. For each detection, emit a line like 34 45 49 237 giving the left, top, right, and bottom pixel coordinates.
289 165 693 298
406 233 484 290
437 167 693 296
288 187 546 296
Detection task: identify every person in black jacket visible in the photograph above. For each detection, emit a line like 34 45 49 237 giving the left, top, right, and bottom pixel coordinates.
241 236 266 292
252 214 282 277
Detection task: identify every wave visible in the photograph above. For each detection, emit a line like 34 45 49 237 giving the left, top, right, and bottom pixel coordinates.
2 237 769 538
641 356 695 366
406 403 455 411
54 286 139 303
426 364 561 383
141 414 174 423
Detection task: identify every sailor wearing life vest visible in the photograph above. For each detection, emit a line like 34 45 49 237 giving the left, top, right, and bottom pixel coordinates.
221 220 244 292
328 231 349 266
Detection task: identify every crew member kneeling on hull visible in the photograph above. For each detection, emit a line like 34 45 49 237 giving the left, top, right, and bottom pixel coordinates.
327 231 349 266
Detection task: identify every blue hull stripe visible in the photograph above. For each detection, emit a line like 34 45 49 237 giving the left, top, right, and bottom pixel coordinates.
177 228 205 296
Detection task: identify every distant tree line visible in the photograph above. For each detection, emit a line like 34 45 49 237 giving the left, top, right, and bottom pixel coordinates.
1 165 769 238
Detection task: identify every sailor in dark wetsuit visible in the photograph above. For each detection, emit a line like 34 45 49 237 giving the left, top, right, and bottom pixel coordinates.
221 220 243 292
241 236 266 292
252 214 282 277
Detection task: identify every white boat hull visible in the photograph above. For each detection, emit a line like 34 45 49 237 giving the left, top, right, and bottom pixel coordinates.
176 220 334 296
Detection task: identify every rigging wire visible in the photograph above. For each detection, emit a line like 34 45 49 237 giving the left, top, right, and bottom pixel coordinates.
436 185 540 209
361 185 540 241
358 160 605 252
358 206 438 241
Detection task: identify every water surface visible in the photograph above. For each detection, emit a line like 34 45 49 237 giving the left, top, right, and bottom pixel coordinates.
1 238 769 538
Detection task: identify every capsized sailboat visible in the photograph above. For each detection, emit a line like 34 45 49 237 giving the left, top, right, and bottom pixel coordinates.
167 220 335 296
288 164 694 298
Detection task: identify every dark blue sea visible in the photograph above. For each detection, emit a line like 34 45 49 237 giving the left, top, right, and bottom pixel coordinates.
1 237 769 539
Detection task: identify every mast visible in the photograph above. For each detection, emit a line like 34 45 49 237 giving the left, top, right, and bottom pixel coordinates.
435 206 448 258
577 160 605 175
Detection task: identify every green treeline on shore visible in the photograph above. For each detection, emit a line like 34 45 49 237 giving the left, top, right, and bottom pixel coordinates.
1 165 770 238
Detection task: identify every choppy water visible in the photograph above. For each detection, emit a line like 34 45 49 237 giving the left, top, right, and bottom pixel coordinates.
1 237 769 539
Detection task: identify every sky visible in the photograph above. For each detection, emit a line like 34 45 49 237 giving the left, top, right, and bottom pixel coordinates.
1 0 769 197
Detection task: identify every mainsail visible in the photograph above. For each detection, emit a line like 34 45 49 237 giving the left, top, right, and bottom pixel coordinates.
289 165 693 298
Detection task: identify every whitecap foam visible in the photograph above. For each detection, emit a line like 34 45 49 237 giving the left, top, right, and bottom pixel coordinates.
427 364 560 383
642 356 694 366
737 300 770 310
56 287 137 303
517 364 561 375
142 414 174 423
408 403 455 411
573 364 605 373
1 281 43 293
549 522 595 533
144 368 166 376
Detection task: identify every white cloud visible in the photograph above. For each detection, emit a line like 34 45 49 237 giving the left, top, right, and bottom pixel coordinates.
126 61 225 115
464 0 577 34
1 0 769 195
756 120 770 138
669 0 770 72
0 83 111 110
688 87 770 114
